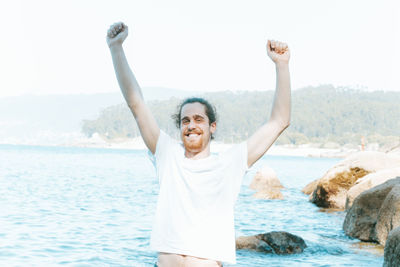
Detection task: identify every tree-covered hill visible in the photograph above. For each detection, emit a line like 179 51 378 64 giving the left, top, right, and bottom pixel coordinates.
81 85 400 146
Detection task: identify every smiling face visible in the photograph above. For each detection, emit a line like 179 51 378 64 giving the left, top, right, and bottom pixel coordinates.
180 102 216 155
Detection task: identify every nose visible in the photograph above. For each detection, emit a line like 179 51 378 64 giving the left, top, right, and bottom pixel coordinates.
188 120 196 130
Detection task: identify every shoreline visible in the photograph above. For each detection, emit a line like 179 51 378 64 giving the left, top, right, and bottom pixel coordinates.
3 136 395 158
59 137 398 158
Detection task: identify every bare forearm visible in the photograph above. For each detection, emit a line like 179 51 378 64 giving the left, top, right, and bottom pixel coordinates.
246 40 291 167
109 44 144 109
106 22 160 153
270 62 291 127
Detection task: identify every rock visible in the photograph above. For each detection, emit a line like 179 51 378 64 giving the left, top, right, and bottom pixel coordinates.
235 236 273 253
384 227 400 267
250 166 284 200
375 184 400 245
346 168 400 209
343 177 400 244
236 231 307 254
302 178 319 195
250 166 283 191
257 232 307 254
253 189 284 200
310 152 400 209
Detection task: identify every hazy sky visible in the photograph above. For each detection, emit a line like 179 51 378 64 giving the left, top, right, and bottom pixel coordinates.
1 0 399 97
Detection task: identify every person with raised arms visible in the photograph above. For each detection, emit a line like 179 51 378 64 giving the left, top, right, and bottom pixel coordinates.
107 22 291 266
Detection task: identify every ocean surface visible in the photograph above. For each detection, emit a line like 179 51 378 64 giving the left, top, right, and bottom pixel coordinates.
0 144 384 266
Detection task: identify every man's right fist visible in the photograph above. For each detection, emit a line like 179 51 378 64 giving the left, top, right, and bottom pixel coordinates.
107 22 128 48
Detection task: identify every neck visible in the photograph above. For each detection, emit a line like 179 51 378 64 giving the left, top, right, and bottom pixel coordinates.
184 144 211 160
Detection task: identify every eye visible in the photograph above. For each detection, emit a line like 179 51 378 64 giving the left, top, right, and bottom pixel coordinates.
182 119 189 125
194 116 204 122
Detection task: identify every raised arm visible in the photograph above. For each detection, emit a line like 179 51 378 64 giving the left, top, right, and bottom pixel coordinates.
107 22 160 154
247 40 291 167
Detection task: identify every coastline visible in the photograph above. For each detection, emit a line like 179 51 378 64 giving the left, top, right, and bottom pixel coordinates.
2 133 398 158
59 135 353 158
48 135 400 158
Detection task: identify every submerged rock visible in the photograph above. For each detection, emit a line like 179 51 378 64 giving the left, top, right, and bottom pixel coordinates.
253 189 284 200
236 231 307 254
235 236 273 253
250 166 284 200
309 152 400 209
384 227 400 267
343 177 400 245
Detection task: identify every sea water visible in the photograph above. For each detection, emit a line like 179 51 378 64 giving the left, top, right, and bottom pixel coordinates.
0 145 383 266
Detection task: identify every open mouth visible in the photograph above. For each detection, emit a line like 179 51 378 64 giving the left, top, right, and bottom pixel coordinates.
184 131 202 140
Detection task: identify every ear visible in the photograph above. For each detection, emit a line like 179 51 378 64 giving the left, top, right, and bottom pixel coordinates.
210 121 216 134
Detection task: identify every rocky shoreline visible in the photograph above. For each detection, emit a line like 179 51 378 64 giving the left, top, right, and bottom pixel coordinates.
300 151 400 266
241 151 400 266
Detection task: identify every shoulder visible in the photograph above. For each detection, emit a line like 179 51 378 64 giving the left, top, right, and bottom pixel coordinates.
218 142 247 162
155 130 182 155
158 130 179 145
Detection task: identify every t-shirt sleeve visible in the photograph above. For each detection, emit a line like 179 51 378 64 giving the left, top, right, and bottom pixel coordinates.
223 141 249 200
147 130 173 183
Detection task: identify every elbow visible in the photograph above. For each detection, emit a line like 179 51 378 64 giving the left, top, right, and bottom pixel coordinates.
270 113 290 131
127 101 140 118
127 99 142 112
284 119 290 129
127 101 137 110
126 92 144 112
268 119 290 133
281 121 290 131
277 119 290 131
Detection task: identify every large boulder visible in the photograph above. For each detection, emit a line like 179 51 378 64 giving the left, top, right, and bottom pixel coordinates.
310 152 400 209
236 231 307 254
346 168 400 209
375 184 400 245
250 166 284 200
384 227 400 267
343 177 400 245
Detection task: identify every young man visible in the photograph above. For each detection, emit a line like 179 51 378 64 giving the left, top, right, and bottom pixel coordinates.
107 22 291 266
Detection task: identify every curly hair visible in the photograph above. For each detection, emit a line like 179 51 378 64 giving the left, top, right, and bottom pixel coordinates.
172 97 217 139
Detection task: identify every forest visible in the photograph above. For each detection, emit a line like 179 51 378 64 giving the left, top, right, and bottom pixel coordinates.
81 85 400 147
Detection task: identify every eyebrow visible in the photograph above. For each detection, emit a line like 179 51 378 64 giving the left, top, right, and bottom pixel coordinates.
181 114 205 121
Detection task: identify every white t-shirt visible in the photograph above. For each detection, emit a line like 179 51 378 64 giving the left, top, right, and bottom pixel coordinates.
148 131 248 264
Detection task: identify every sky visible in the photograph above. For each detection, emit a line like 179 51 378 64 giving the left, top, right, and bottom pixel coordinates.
0 0 399 98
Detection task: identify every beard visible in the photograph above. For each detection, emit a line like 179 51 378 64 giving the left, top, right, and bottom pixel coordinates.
182 129 207 152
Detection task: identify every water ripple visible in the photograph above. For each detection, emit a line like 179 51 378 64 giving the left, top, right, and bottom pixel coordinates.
0 146 383 266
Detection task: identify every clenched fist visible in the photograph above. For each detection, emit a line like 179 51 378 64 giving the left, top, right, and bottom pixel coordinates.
107 22 128 48
267 40 290 65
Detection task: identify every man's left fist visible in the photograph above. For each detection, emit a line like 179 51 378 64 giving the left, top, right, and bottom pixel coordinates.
267 40 290 64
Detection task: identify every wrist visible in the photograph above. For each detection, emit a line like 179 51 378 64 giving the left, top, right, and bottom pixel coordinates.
275 61 289 69
108 42 123 52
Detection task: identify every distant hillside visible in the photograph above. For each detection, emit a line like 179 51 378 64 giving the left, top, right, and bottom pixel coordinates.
0 87 196 143
81 85 400 147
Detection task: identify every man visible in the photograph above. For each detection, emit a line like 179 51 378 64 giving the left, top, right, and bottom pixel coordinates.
107 22 291 266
